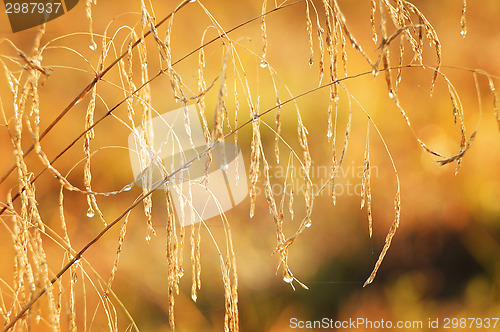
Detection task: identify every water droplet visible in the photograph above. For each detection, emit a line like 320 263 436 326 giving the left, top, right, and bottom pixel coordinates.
189 0 196 2
372 69 379 77
36 314 41 323
460 27 467 37
191 293 197 301
74 258 81 264
178 269 184 278
71 273 78 284
89 41 97 51
283 275 294 283
145 235 151 242
388 91 394 99
308 56 314 67
123 184 132 192
260 60 268 68
86 208 94 218
305 219 312 228
220 164 229 171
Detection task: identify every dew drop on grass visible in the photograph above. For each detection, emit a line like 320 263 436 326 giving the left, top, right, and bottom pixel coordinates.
191 293 197 301
86 208 94 218
71 272 78 284
388 91 394 99
283 269 294 283
305 219 312 228
460 27 467 37
260 60 268 68
89 41 97 51
123 183 132 192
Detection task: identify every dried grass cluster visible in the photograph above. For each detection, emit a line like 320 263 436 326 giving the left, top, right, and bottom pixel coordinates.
0 0 498 331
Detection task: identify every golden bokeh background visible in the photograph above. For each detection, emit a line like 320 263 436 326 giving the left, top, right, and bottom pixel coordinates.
0 0 499 331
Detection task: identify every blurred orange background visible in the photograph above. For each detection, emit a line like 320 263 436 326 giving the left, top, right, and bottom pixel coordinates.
0 0 499 331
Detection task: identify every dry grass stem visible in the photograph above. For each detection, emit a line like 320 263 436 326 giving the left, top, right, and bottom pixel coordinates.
461 0 467 37
305 1 314 67
361 125 373 238
364 191 400 287
486 75 500 131
260 0 268 68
